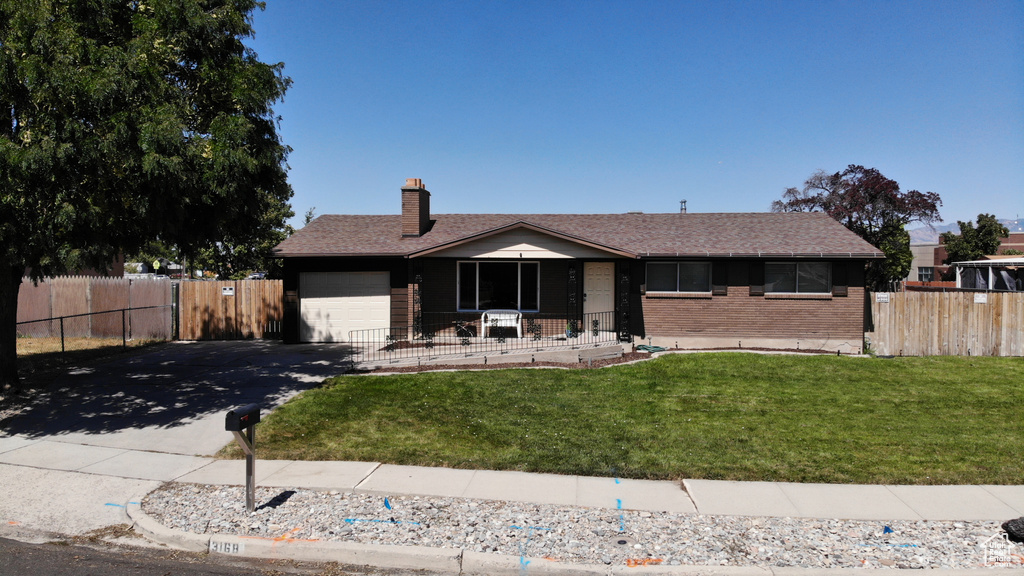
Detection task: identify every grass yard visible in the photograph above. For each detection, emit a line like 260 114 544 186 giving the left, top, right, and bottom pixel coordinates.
223 353 1024 484
16 337 162 376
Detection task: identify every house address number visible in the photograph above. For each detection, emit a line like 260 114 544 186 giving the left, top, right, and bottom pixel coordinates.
209 540 244 554
222 286 235 296
875 293 890 303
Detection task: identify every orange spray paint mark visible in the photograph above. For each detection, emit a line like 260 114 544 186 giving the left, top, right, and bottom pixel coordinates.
626 558 663 567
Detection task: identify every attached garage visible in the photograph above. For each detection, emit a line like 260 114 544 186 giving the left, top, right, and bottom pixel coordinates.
299 271 391 342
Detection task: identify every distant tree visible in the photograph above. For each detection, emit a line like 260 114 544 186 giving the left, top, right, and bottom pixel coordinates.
941 214 1009 265
303 207 317 226
1003 249 1024 256
191 193 294 280
772 165 942 291
1 0 292 391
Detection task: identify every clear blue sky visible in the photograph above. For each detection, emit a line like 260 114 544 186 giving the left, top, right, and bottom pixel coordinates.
246 0 1023 228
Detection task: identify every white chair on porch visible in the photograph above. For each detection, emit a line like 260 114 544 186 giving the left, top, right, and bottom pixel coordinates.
481 309 522 338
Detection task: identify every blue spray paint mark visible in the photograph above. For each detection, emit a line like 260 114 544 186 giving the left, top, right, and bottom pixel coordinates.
883 525 894 534
508 524 552 575
104 503 125 508
615 477 621 484
384 497 392 510
617 499 625 533
343 518 421 526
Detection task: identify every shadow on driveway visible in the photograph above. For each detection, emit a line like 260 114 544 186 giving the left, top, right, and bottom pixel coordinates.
1 341 356 440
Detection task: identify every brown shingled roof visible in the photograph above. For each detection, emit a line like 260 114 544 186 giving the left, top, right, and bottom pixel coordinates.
273 212 884 259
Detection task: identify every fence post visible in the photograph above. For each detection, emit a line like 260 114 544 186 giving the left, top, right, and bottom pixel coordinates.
122 308 127 348
59 316 66 355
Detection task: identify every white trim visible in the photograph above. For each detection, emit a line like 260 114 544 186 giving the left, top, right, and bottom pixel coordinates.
953 258 1024 266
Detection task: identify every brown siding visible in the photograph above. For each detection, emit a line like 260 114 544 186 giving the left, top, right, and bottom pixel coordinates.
420 259 457 313
539 260 569 314
391 286 409 329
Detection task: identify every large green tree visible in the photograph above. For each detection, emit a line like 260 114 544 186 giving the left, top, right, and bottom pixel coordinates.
941 214 1009 266
1 0 292 390
771 165 942 291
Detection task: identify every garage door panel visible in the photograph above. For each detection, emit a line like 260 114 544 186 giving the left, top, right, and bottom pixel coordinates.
299 272 391 342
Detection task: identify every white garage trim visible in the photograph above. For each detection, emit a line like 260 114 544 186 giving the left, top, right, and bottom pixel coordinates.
299 272 391 342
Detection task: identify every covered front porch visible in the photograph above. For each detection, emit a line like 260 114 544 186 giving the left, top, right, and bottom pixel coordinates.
348 310 621 366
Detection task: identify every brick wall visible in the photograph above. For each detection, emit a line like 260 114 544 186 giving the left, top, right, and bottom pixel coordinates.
635 259 869 351
640 288 865 343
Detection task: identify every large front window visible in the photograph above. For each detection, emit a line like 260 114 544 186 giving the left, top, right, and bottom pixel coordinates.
765 262 831 293
458 261 539 311
646 262 711 292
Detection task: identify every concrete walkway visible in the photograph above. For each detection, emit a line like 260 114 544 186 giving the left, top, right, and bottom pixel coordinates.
1 341 1022 572
2 435 1023 526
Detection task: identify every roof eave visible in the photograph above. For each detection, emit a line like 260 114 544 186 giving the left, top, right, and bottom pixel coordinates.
273 252 406 258
639 252 885 259
408 221 637 259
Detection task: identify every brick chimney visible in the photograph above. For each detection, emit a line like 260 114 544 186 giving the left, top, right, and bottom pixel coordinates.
401 178 431 237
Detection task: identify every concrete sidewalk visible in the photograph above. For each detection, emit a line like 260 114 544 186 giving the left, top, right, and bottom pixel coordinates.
3 436 1023 525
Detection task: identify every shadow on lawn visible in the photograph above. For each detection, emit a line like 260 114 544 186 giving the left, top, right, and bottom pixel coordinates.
1 340 355 438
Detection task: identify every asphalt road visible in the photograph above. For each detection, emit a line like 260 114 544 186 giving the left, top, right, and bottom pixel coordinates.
0 537 427 576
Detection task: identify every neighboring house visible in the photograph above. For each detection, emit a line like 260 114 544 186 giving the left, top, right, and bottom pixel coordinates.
952 256 1024 291
274 179 884 353
932 232 1024 279
908 243 940 282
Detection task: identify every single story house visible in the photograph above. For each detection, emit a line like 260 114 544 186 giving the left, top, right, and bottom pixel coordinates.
274 179 884 354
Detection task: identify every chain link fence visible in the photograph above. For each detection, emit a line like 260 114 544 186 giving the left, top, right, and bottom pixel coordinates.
16 305 175 374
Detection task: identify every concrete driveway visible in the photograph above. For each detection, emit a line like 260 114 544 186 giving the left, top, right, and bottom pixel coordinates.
1 340 355 456
0 340 355 537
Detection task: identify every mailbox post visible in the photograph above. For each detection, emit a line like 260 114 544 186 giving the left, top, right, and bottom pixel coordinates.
225 404 260 513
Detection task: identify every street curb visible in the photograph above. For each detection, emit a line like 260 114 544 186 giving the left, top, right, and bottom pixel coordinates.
461 550 608 575
127 495 462 572
126 497 209 553
125 496 1010 575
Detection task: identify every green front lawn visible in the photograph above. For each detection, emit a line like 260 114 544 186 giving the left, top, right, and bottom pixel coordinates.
225 353 1024 484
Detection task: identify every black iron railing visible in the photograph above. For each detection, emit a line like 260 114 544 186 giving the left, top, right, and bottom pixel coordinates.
350 310 617 364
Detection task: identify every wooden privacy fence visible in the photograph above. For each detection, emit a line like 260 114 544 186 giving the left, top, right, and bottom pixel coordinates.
17 276 172 340
868 291 1024 357
178 280 283 340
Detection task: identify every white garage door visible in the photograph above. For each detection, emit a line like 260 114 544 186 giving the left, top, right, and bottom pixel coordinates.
300 272 391 342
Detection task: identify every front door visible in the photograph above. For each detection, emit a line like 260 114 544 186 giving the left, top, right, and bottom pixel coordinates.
584 262 615 331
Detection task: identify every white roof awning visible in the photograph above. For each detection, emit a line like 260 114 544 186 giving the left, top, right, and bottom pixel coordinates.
952 258 1024 267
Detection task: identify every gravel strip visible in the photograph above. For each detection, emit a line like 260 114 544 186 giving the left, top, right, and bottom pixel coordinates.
143 484 1015 569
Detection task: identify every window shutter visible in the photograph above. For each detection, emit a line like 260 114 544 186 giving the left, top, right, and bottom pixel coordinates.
832 261 848 297
749 262 764 296
712 262 728 295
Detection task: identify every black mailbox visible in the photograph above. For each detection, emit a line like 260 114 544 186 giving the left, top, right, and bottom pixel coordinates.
225 404 260 431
